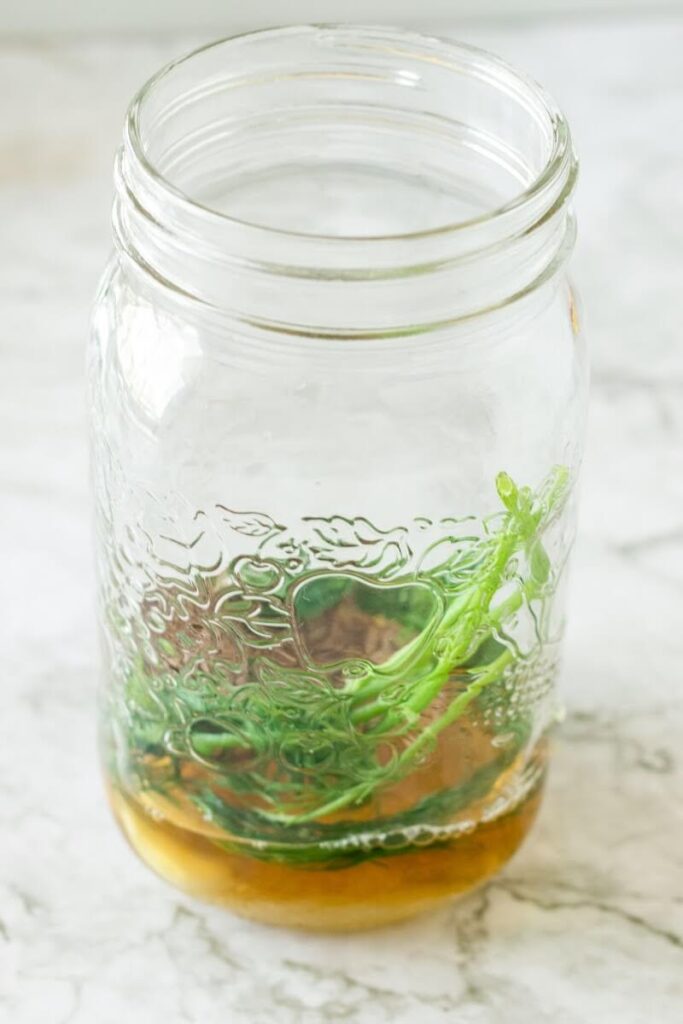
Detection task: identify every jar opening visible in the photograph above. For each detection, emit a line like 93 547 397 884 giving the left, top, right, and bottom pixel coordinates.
115 26 577 334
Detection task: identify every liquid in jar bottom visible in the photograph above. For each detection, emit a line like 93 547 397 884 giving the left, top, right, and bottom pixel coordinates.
108 780 544 932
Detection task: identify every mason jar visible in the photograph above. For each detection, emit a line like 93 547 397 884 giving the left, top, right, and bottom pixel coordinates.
88 26 587 931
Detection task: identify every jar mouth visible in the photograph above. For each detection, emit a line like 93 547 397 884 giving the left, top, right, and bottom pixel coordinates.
115 25 577 333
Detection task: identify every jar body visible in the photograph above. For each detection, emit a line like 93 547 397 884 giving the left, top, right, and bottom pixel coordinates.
89 28 587 930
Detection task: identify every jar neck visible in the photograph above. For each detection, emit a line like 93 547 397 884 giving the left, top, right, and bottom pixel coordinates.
113 26 577 339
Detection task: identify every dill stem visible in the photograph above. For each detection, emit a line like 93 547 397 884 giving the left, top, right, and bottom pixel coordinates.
276 650 514 825
395 650 514 775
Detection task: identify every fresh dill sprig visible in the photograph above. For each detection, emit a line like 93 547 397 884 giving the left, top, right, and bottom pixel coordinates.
111 467 569 864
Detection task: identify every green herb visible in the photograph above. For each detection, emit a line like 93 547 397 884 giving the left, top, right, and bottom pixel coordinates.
111 467 569 865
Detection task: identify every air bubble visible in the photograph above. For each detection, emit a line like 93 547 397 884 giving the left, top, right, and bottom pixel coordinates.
491 731 516 749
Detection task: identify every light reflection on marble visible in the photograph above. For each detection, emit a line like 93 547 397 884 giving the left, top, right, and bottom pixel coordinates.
1 15 682 1024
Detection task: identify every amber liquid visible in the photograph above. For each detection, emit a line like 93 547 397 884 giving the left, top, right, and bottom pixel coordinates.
110 786 540 930
107 723 545 931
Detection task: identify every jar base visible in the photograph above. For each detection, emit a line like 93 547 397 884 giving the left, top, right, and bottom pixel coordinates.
109 783 543 932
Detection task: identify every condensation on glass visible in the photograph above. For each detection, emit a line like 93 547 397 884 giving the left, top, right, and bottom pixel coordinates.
88 26 587 930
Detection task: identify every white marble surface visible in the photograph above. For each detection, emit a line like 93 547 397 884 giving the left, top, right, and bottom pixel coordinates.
1 15 683 1023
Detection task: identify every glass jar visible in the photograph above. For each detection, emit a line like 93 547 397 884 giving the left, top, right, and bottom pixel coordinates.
88 26 587 931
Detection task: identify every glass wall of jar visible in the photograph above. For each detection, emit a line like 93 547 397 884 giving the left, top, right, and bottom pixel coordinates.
88 26 587 931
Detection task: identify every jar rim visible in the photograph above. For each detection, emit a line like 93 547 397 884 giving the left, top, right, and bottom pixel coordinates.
125 24 575 247
115 24 577 334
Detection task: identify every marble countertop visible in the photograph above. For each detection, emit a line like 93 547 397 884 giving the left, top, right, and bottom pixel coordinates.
1 14 682 1023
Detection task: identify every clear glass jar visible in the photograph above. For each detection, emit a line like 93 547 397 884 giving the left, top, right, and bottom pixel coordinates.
88 26 587 931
